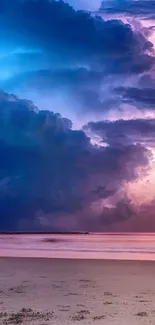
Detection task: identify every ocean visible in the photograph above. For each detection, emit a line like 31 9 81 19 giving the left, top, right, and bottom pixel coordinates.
0 233 155 260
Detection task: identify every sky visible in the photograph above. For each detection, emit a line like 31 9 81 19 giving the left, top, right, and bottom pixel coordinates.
1 0 155 231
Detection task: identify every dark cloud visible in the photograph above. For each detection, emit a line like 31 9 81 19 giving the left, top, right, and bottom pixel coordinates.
115 86 155 108
100 0 155 19
84 118 155 147
0 90 150 230
86 197 137 231
108 200 155 232
79 197 155 232
0 0 154 123
0 0 155 231
1 0 154 73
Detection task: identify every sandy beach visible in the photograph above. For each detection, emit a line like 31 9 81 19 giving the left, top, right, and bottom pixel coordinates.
0 258 155 324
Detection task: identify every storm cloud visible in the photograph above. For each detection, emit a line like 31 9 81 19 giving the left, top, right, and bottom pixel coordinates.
2 0 152 67
0 0 154 125
115 86 155 109
0 90 150 231
84 118 155 147
0 0 155 231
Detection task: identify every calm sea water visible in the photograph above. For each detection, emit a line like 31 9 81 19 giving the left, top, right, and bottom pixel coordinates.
0 233 155 260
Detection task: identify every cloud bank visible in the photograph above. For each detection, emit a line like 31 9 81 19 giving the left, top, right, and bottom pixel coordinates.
0 0 155 231
1 0 154 121
0 90 151 231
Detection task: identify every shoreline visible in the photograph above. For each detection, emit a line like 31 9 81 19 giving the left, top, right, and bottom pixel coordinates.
1 256 155 264
1 248 155 261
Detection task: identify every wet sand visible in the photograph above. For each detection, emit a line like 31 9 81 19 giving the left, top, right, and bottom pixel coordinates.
0 258 155 324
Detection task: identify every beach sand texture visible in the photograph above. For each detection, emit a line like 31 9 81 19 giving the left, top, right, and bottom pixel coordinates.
0 258 155 324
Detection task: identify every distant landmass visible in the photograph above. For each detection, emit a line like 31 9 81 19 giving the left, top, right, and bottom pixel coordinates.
0 232 90 235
